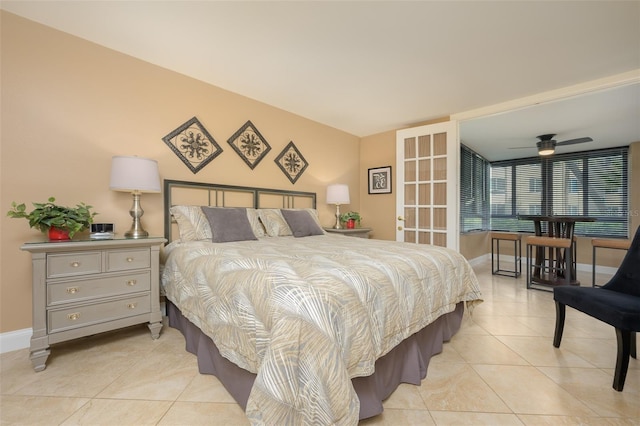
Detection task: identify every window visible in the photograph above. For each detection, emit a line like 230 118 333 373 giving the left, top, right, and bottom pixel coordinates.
460 145 489 233
529 177 542 192
490 147 628 237
569 178 579 194
491 177 507 193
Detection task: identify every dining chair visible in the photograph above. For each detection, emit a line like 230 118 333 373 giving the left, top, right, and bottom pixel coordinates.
553 225 640 391
591 237 631 287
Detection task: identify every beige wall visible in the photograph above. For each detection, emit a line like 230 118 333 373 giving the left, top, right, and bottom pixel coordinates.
358 130 396 240
0 12 360 333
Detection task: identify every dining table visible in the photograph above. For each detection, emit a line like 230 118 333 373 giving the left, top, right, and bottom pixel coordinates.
518 215 597 286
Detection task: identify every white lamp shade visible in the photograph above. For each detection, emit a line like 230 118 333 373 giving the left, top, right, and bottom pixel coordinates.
110 156 161 193
326 184 350 205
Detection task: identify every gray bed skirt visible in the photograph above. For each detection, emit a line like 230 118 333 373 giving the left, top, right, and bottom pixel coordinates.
168 301 464 420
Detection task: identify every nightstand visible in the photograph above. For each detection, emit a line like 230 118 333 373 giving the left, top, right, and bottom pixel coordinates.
21 237 166 371
323 227 372 238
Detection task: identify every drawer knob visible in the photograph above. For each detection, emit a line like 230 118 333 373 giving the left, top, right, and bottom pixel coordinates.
70 261 81 268
66 287 79 294
126 257 134 263
126 279 137 286
67 312 80 321
127 303 138 309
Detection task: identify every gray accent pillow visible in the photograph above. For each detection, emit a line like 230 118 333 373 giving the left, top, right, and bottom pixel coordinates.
201 207 258 243
280 209 324 238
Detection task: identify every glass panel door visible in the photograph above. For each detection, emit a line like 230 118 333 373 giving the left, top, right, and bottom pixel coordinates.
396 122 459 249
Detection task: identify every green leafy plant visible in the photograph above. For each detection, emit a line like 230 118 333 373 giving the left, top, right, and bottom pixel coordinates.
7 197 97 238
340 211 362 226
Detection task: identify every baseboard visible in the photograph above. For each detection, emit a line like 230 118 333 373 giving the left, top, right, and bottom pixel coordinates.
467 253 490 267
494 255 619 275
0 328 31 354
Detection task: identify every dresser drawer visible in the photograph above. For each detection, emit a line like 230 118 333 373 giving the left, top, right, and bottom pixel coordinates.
48 294 151 334
107 248 150 272
47 252 102 278
47 271 151 305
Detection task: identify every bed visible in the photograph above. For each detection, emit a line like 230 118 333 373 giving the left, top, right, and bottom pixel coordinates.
161 179 482 425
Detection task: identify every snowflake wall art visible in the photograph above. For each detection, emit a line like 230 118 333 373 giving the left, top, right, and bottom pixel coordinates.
275 141 309 184
162 117 223 174
227 120 271 169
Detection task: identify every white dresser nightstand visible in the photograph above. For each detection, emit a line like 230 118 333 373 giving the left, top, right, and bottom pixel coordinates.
324 227 372 238
21 237 166 371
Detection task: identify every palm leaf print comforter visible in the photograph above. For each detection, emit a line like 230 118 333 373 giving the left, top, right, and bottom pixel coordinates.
162 234 482 425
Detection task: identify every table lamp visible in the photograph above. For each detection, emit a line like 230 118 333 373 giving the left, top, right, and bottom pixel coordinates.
326 184 350 229
109 155 161 238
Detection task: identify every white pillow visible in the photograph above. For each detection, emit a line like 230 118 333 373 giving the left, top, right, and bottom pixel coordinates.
169 205 212 241
258 209 291 237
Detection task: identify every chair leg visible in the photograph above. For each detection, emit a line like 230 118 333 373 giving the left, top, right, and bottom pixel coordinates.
632 331 637 359
491 238 495 274
517 238 522 277
526 243 531 289
565 244 573 286
553 302 565 348
592 245 597 287
613 328 632 391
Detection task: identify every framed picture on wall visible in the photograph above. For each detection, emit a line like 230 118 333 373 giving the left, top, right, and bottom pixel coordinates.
368 166 392 194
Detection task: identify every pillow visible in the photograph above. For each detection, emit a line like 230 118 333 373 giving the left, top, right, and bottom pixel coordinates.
280 209 324 237
258 209 292 237
201 207 258 243
169 205 212 241
246 208 266 237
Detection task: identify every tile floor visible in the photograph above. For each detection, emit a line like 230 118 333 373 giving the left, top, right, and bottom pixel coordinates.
1 261 638 425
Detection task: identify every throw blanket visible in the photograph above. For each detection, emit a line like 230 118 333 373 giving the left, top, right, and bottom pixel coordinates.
162 234 482 425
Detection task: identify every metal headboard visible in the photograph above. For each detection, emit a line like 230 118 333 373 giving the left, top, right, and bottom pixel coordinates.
163 179 317 242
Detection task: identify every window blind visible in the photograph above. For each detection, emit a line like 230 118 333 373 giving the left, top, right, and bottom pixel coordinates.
490 147 628 237
460 145 489 233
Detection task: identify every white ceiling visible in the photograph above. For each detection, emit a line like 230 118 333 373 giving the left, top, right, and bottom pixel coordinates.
2 1 639 161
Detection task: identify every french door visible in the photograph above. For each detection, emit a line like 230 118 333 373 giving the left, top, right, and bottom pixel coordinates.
395 121 459 250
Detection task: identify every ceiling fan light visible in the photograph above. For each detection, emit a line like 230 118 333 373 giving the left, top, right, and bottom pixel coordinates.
537 139 555 156
538 146 555 156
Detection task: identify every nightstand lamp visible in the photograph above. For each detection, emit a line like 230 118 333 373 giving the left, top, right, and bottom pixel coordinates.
110 155 161 238
326 184 350 229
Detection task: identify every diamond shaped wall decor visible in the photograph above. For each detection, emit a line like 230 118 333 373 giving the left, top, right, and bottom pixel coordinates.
227 120 271 169
275 141 308 184
162 117 223 174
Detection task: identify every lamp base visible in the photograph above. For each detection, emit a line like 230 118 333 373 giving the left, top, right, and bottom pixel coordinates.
125 192 149 239
333 204 342 229
125 229 149 239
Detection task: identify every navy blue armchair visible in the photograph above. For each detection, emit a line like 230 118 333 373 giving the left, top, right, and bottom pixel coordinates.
553 225 640 391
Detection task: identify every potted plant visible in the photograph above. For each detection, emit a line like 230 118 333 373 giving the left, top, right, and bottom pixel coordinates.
340 211 362 229
7 197 97 240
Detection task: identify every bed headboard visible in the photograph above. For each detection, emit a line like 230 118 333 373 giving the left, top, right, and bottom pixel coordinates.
163 179 317 242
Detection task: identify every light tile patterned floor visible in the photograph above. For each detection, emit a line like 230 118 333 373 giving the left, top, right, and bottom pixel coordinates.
1 261 638 425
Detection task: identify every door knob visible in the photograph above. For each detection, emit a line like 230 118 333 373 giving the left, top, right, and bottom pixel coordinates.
397 216 405 221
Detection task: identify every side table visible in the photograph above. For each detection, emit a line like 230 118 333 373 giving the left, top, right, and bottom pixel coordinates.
21 236 166 371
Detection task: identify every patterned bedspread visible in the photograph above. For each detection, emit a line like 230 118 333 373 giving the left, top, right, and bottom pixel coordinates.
162 234 482 425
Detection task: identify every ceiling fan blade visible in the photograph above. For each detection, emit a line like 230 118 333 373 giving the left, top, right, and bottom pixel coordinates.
508 146 534 150
556 137 593 146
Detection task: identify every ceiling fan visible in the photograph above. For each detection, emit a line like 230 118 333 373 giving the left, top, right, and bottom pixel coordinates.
509 134 593 156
